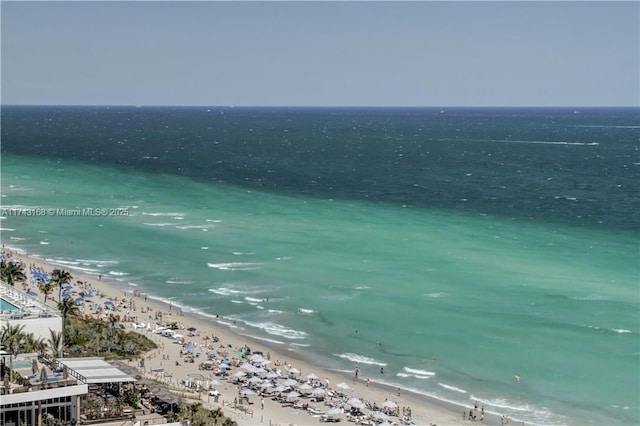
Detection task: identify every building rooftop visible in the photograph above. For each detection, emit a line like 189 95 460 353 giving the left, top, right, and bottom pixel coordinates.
55 358 137 384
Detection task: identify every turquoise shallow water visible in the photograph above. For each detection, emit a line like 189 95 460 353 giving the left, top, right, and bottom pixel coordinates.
1 154 638 426
1 106 639 425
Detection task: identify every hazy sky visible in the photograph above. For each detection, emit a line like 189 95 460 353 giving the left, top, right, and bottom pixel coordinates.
2 1 638 107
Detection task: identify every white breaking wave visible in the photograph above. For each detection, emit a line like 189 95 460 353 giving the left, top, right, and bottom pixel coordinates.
207 262 261 271
570 294 609 301
243 321 307 340
613 329 631 334
175 224 215 230
108 271 129 276
568 125 640 129
143 222 175 227
46 258 79 266
75 259 119 265
208 287 242 296
142 212 185 217
425 292 447 298
333 353 387 366
438 382 467 393
402 367 436 379
465 138 599 146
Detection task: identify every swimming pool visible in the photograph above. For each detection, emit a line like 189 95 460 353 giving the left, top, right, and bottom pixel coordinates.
0 298 19 311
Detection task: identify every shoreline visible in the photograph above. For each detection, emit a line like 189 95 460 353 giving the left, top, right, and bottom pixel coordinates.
4 244 519 426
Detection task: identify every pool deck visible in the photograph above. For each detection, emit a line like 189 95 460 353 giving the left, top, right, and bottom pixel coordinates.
0 281 60 320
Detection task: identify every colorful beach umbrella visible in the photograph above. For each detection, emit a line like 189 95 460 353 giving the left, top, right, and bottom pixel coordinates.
27 290 38 297
75 297 84 302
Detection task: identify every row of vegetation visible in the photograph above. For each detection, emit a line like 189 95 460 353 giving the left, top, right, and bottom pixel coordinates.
1 261 237 425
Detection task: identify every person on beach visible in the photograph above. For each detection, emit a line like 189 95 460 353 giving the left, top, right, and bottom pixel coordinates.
515 373 521 383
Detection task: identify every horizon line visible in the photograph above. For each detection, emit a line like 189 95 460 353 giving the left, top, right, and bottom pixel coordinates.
3 104 639 109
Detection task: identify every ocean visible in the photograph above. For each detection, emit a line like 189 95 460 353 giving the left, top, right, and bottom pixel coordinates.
1 106 638 425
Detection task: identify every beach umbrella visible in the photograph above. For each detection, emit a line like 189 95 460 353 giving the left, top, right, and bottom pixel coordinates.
187 327 197 332
27 290 38 297
104 300 114 306
207 350 218 356
32 359 39 375
3 372 10 390
260 381 274 389
234 371 247 378
185 343 195 351
312 388 327 396
61 293 70 299
241 388 256 396
306 373 319 380
40 366 48 383
348 398 365 409
282 378 298 387
240 363 258 373
217 363 229 370
336 382 351 390
248 376 263 384
374 412 389 420
63 285 73 290
265 372 279 379
288 367 301 374
298 383 313 391
75 297 84 302
382 400 397 409
286 391 300 399
84 293 94 298
254 367 267 375
328 407 342 415
274 385 288 392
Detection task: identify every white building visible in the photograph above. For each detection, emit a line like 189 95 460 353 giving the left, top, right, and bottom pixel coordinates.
1 357 135 426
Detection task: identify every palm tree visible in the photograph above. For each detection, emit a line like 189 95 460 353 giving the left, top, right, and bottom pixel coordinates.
48 329 63 358
57 299 79 356
1 260 27 286
37 280 56 303
1 323 26 351
51 269 73 302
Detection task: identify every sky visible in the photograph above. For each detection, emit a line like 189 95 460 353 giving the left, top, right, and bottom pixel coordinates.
1 1 638 107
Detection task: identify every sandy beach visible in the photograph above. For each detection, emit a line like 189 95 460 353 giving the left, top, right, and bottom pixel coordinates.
3 247 507 426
